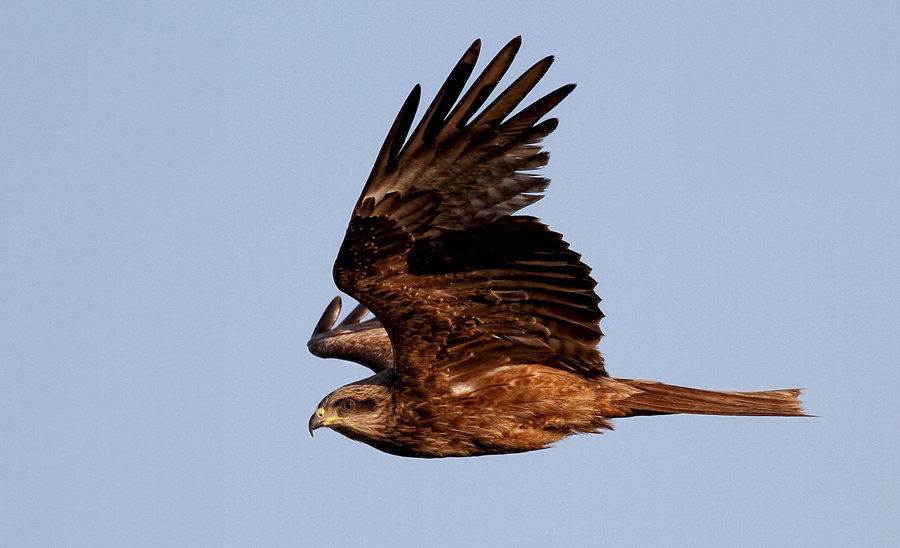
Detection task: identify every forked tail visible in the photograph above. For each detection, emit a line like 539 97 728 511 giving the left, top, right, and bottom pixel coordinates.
616 379 808 417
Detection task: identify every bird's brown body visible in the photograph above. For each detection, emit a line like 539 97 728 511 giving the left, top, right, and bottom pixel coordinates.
306 38 806 458
324 367 636 459
309 299 804 458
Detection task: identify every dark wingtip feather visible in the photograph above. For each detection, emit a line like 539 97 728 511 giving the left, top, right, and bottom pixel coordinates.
559 82 577 95
339 302 371 326
356 84 422 208
418 42 481 144
311 296 342 338
387 85 421 170
445 37 523 131
470 54 557 129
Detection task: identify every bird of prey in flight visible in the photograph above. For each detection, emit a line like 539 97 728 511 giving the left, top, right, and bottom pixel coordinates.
307 37 806 458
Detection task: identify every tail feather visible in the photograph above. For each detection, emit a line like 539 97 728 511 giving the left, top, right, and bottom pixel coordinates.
616 379 808 417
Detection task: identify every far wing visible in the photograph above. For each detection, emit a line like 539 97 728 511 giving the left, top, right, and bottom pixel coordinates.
307 296 394 372
334 38 605 387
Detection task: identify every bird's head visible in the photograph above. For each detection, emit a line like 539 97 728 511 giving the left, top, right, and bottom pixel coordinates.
308 376 393 440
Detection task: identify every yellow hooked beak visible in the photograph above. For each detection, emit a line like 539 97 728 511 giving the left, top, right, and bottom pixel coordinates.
308 407 348 436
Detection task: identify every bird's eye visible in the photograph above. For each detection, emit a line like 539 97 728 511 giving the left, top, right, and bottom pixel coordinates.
341 399 355 411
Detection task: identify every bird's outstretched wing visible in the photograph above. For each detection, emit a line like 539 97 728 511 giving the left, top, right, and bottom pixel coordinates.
307 296 394 372
334 37 605 387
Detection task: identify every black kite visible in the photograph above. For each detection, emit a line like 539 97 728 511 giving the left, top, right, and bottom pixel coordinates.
307 38 806 458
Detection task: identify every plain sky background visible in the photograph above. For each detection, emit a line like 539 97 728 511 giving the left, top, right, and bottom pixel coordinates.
2 1 898 547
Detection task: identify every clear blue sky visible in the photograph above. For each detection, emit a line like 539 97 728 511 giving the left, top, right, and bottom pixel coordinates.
2 2 898 547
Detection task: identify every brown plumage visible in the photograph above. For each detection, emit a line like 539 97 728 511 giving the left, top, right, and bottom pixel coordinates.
307 37 807 458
